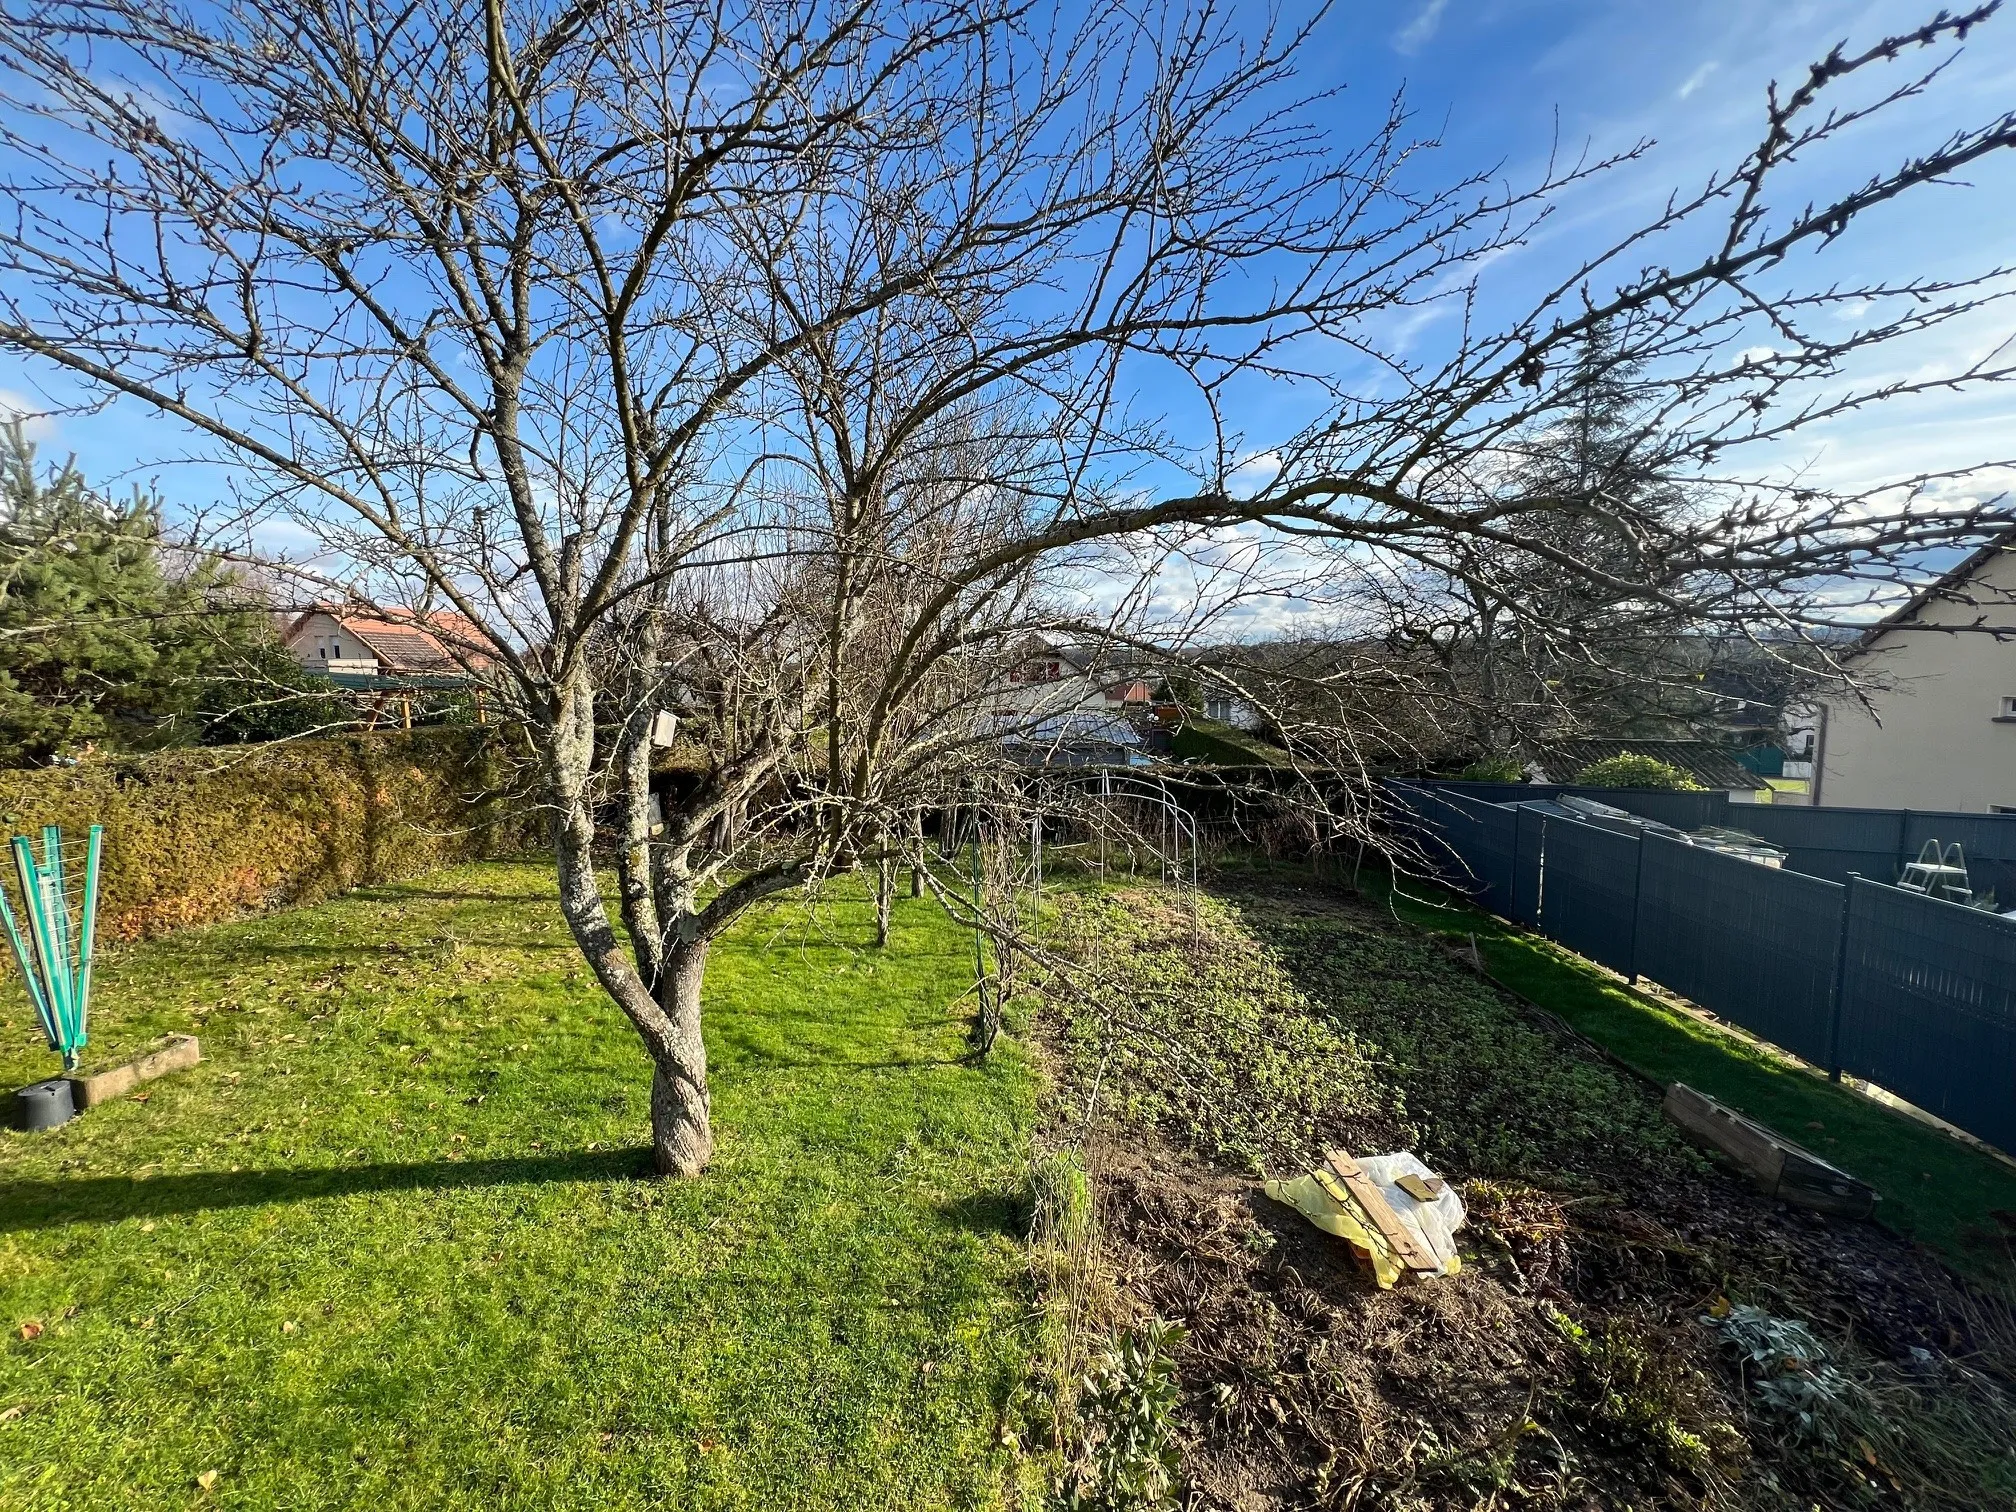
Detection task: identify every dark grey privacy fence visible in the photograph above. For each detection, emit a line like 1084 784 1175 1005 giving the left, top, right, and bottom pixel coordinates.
1394 784 2016 1154
1416 780 1731 831
1418 781 2016 905
1736 804 2016 906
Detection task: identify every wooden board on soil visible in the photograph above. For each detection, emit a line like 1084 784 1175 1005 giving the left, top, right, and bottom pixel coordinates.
1662 1081 1879 1219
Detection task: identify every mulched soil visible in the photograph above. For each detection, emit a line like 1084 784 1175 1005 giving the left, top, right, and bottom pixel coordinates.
1048 881 2016 1511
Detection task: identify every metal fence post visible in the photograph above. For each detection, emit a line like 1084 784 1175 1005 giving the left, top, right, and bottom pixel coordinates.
1625 831 1647 984
1826 874 1857 1082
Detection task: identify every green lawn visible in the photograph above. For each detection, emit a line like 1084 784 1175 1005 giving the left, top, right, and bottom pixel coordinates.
0 862 1039 1510
1370 873 2016 1283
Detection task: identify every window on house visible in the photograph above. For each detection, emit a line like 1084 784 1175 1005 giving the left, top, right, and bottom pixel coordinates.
2000 695 2016 719
317 644 327 658
333 642 342 658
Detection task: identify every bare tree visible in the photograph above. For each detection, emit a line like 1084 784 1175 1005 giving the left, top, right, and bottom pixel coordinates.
2 0 2013 1174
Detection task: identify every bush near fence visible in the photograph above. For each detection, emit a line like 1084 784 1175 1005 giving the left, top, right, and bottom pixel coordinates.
1395 783 2016 1155
0 730 538 941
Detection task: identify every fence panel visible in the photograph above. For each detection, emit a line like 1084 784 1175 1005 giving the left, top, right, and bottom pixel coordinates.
1633 837 1845 1067
1536 815 1642 976
1903 813 2016 911
1513 804 1546 925
1738 806 1910 885
1424 781 1729 830
1384 786 1476 899
1738 805 2016 905
1431 791 1518 917
1837 879 2016 1154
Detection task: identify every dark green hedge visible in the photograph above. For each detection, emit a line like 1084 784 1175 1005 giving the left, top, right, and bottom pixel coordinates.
1169 719 1289 767
0 730 541 941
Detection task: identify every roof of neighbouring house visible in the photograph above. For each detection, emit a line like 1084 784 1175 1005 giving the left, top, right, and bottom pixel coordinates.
1849 525 2016 657
1532 738 1769 792
286 606 495 676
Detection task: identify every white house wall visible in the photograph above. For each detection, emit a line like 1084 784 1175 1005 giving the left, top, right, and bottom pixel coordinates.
1814 548 2016 812
285 611 379 677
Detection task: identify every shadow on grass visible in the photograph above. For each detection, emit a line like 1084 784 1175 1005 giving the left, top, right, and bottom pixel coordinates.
935 1187 1022 1239
347 886 558 905
239 939 573 959
0 1147 654 1231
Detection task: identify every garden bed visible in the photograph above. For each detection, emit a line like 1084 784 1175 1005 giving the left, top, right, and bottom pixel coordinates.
1039 880 2016 1510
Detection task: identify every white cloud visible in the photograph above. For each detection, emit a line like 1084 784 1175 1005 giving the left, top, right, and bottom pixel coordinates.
0 389 58 442
1676 61 1719 100
1226 451 1282 499
1394 0 1451 57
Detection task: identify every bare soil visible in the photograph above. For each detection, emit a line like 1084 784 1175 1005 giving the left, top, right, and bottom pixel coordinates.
1042 878 2016 1511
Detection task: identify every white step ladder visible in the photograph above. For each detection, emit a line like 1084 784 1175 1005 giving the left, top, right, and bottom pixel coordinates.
1898 839 1973 905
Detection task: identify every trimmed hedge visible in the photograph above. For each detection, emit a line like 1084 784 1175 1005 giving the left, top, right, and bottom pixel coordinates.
1170 718 1289 767
0 730 540 941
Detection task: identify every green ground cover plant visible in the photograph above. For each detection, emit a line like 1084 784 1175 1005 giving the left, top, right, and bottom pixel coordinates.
1041 875 2016 1510
1370 872 2016 1282
0 862 1038 1510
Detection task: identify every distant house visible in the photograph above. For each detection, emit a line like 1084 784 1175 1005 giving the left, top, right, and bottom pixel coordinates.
283 606 493 683
981 638 1159 766
1795 531 2016 813
1528 738 1772 802
1202 693 1263 730
983 638 1155 725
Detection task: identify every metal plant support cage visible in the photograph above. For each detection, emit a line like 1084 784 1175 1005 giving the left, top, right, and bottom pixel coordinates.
0 824 103 1072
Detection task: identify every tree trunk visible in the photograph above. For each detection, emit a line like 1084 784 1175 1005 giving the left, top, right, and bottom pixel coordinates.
544 670 713 1179
876 854 894 947
651 942 714 1177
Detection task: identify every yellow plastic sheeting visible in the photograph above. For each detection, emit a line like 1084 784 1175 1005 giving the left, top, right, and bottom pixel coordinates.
1263 1164 1463 1289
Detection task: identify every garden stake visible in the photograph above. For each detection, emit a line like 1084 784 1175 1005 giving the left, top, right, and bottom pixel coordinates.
0 823 101 1071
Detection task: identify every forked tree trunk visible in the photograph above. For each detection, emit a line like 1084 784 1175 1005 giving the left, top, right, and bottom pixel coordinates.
546 675 715 1178
651 941 713 1177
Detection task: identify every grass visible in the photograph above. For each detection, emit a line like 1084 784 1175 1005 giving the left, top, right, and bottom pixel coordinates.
1166 719 1287 767
1052 874 2016 1509
0 862 1039 1510
1367 871 2016 1282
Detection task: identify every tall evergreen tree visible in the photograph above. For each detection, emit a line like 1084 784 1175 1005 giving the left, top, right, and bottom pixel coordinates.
1443 323 1711 754
0 421 276 764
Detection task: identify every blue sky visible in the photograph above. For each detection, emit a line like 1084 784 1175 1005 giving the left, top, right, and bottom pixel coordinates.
1269 0 2016 495
4 0 2013 547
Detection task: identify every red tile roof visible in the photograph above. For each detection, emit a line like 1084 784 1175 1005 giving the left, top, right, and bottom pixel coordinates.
287 606 496 676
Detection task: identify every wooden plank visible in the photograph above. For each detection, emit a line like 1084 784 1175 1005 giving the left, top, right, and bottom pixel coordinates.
1324 1151 1443 1275
1775 1149 1881 1220
65 1034 201 1109
1395 1172 1446 1203
1662 1082 1877 1219
1663 1082 1787 1190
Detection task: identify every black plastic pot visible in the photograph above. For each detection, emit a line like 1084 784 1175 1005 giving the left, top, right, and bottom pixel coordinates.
13 1078 76 1131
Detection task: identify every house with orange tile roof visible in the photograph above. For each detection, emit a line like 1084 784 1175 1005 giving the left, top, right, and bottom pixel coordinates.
282 606 493 683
